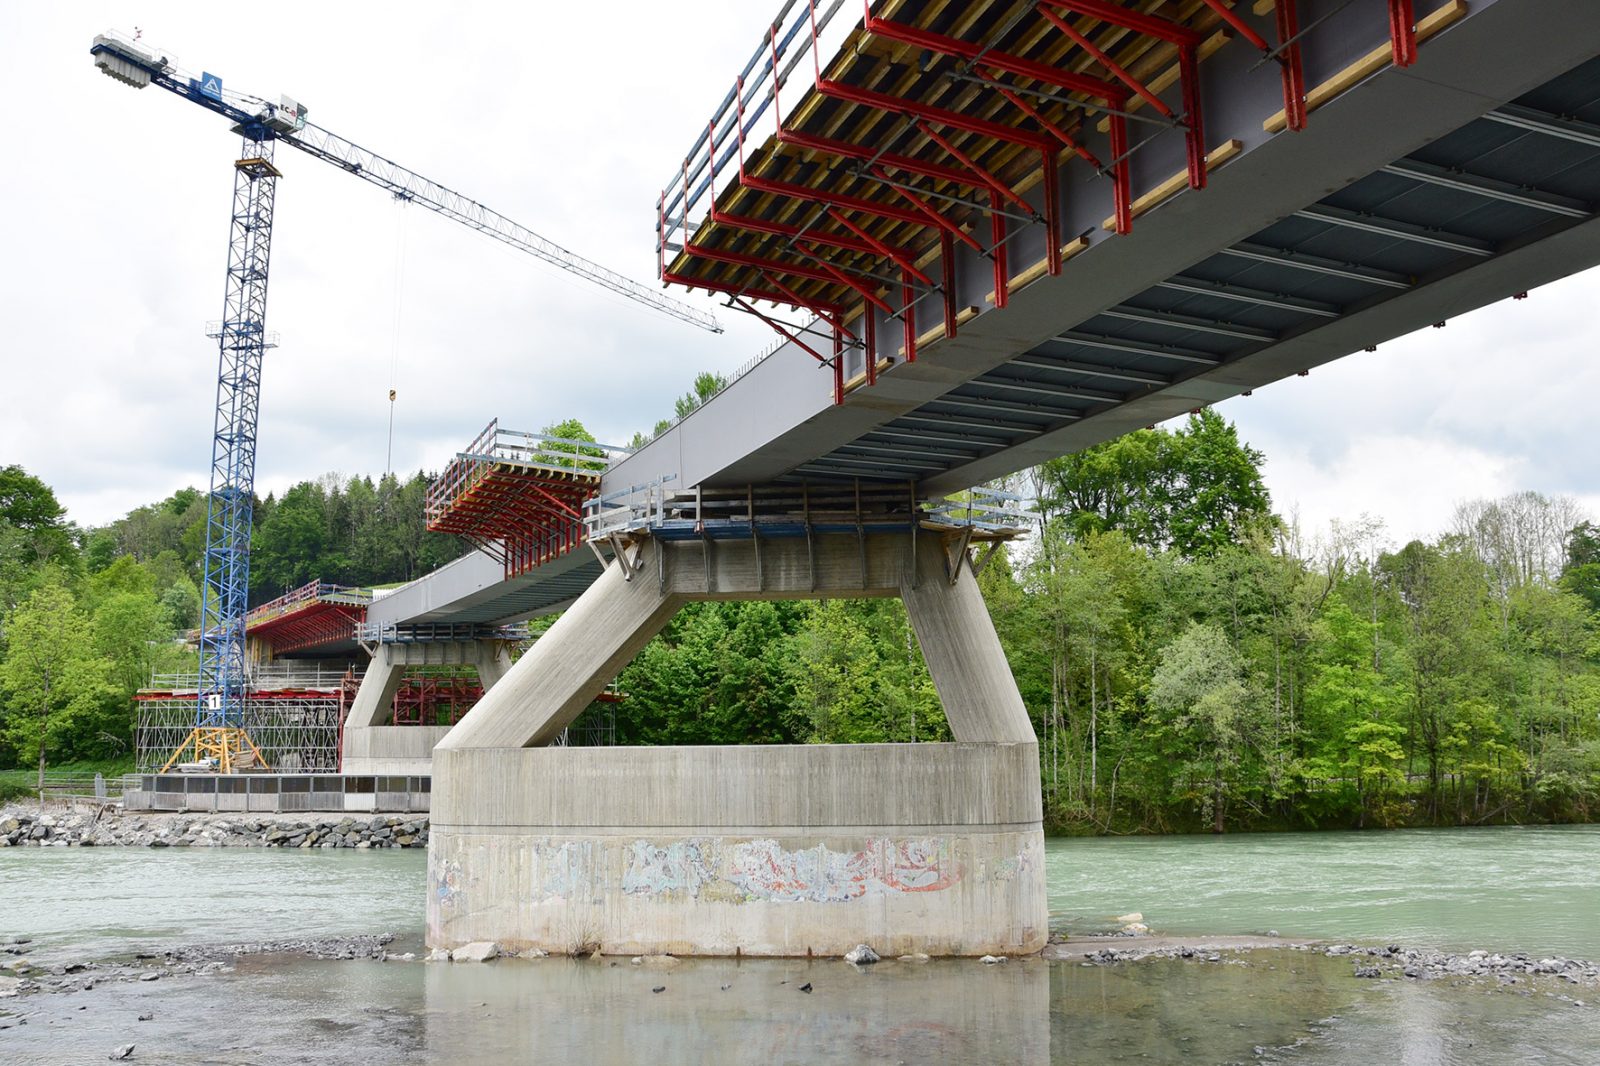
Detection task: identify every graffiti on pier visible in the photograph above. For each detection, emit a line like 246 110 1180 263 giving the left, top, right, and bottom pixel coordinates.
502 834 1038 906
879 838 961 893
532 839 599 904
622 840 717 898
432 856 465 911
727 839 877 903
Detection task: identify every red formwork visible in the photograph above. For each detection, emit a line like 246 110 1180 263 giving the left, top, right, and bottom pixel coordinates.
245 581 372 655
658 0 1436 392
426 420 615 579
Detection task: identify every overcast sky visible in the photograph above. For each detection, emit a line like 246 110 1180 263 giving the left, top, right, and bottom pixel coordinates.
2 3 1596 552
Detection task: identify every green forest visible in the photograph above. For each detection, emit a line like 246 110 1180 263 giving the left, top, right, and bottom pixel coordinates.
3 407 1598 832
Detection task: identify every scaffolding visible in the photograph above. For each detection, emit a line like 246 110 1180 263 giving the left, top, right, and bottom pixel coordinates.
136 687 347 773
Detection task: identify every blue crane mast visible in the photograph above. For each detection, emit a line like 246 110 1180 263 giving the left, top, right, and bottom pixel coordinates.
90 32 721 771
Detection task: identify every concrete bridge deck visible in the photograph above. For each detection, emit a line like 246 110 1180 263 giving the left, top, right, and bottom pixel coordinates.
366 0 1600 635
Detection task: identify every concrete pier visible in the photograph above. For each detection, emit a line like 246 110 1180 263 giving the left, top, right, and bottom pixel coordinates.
341 639 512 776
429 531 1047 957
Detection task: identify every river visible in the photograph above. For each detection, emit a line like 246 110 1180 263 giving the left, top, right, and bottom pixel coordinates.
2 826 1596 1064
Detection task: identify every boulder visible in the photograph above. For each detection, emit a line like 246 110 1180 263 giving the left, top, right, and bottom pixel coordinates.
450 942 500 963
843 944 880 965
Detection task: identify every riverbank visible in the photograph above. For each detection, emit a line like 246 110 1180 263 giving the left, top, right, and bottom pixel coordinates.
0 805 428 849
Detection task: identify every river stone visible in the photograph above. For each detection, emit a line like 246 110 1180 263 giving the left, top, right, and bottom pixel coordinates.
451 942 500 963
844 944 880 965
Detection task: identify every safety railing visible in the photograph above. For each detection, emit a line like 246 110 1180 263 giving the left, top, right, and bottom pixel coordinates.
246 580 374 626
425 419 634 528
582 476 679 540
357 621 529 646
923 487 1037 537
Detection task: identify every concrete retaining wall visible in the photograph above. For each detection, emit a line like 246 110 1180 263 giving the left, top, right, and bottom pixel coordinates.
428 742 1047 957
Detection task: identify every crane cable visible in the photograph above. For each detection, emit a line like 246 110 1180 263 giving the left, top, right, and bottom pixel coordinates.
386 202 407 479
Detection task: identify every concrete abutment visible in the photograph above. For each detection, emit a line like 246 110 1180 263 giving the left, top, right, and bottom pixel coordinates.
429 531 1047 956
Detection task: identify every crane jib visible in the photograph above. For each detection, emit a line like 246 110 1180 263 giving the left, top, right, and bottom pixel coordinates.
88 29 724 751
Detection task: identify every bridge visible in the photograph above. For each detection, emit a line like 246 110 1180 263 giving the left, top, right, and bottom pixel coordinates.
278 0 1596 956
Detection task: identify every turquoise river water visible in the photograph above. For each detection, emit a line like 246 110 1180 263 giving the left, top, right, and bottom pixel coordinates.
2 825 1596 1064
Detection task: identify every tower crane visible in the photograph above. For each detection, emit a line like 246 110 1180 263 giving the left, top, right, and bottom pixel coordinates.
90 31 722 771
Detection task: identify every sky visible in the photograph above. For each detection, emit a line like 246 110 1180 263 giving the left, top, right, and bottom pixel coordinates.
1 2 1596 552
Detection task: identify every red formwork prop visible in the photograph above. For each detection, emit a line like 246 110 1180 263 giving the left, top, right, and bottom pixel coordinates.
657 1 1451 394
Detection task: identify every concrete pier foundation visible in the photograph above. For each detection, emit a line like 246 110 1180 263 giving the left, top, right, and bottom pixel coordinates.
429 531 1046 957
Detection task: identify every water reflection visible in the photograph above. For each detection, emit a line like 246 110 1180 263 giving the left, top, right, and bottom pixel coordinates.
419 956 1051 1064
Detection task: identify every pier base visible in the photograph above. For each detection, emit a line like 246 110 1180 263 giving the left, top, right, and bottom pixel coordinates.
429 532 1047 956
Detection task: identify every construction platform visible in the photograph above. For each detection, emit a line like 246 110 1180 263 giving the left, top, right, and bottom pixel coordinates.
426 420 632 579
245 580 374 656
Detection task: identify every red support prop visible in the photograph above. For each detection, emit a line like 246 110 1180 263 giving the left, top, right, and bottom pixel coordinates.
662 271 800 308
988 75 1104 168
758 269 856 338
832 326 845 406
1108 113 1133 234
863 12 1124 103
864 307 877 386
710 203 905 260
940 230 957 338
781 129 1002 195
1041 148 1062 275
870 165 986 253
826 207 936 286
795 243 899 316
1179 44 1207 190
1389 0 1418 67
817 78 1058 153
902 269 918 363
1034 5 1175 118
741 171 932 229
991 190 1009 309
1043 0 1202 45
732 295 832 365
1276 0 1308 132
685 242 851 287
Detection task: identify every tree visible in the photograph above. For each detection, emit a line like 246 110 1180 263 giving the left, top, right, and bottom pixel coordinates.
1561 521 1600 613
0 465 75 566
1148 622 1259 832
1035 410 1269 556
537 419 609 473
0 585 116 790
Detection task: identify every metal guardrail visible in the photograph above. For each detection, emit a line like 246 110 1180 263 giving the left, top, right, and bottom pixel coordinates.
582 476 679 539
246 580 374 626
583 479 1034 540
145 661 361 693
357 621 529 645
426 419 635 528
923 487 1037 536
1 771 131 801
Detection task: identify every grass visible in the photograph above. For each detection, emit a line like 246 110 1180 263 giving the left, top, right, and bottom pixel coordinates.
0 756 138 787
